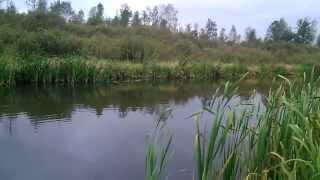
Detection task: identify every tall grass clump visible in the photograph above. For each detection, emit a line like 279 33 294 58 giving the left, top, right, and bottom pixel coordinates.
145 108 173 180
147 69 320 179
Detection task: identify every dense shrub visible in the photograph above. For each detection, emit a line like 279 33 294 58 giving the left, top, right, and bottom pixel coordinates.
174 39 197 60
120 36 156 62
17 30 82 58
22 12 65 31
0 9 319 65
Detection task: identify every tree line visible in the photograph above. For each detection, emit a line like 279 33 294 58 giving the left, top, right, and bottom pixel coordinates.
0 0 319 64
14 0 317 45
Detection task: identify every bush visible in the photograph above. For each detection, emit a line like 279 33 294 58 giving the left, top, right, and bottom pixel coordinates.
0 25 21 44
22 12 65 31
120 36 156 62
17 30 82 58
174 39 197 60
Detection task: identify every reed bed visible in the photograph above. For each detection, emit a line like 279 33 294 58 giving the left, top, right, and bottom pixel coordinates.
147 70 320 180
0 57 318 86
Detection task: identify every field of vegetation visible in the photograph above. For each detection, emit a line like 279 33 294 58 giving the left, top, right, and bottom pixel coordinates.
146 72 320 179
0 1 320 86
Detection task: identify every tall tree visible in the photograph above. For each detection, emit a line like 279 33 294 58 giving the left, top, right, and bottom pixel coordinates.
141 10 150 25
70 10 84 24
245 27 257 43
160 19 168 30
294 18 317 44
199 28 209 41
87 3 104 25
185 24 192 33
6 0 16 14
119 4 132 27
132 11 141 27
25 0 37 10
158 4 178 31
228 25 240 44
147 6 159 26
111 14 121 26
205 18 218 40
191 23 199 39
26 0 47 12
266 18 293 42
36 0 47 13
219 28 227 42
96 3 104 18
50 0 73 21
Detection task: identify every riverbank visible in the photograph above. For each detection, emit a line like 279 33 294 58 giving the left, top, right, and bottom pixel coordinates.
0 57 317 86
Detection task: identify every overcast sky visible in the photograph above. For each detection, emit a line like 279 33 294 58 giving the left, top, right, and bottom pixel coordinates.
15 0 320 37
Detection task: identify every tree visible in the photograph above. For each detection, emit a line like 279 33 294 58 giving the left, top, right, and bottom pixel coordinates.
87 3 104 25
199 28 209 41
132 11 141 27
36 0 47 13
294 18 317 44
97 3 104 18
120 4 132 27
228 25 240 44
141 10 150 25
245 27 257 43
26 0 37 10
205 18 218 40
158 4 178 31
185 24 192 33
160 19 168 30
219 28 227 42
266 18 293 42
111 14 121 26
145 4 178 31
50 0 73 21
191 23 199 39
70 10 84 24
147 6 159 26
6 1 16 14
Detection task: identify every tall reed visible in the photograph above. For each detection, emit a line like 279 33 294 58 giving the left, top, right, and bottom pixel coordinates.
147 69 320 179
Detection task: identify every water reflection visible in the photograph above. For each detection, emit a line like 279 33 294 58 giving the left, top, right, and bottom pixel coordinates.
0 80 271 180
0 81 270 122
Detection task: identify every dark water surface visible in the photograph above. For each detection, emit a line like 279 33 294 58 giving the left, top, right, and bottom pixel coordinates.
0 81 270 180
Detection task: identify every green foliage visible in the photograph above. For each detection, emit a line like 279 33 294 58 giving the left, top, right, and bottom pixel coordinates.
50 0 73 21
120 4 132 27
0 1 319 80
145 110 173 180
205 18 218 40
266 18 293 42
148 71 320 179
294 18 317 44
174 39 195 59
22 11 65 31
120 36 150 62
17 30 82 58
87 3 104 25
245 27 258 44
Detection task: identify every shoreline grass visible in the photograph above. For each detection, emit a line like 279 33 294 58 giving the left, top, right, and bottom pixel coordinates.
147 70 320 179
0 57 318 86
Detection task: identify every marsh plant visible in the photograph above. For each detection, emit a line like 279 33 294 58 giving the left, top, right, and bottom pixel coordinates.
145 108 173 180
147 70 320 179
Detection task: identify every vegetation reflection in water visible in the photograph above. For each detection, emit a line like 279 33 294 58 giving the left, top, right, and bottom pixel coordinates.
147 72 320 180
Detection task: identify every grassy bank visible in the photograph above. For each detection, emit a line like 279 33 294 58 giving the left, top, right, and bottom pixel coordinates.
0 57 317 86
147 72 320 179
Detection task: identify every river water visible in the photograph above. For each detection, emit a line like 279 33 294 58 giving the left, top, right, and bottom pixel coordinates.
0 80 271 180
